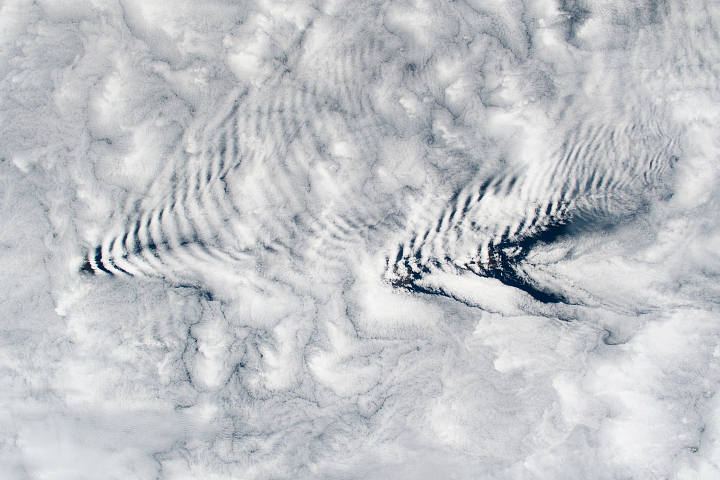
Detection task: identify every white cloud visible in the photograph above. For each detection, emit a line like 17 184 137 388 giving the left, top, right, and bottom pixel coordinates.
1 0 719 478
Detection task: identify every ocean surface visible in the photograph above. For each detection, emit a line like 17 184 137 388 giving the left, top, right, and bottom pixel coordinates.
2 0 720 478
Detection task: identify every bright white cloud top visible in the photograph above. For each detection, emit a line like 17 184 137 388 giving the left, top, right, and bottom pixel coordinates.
1 0 720 478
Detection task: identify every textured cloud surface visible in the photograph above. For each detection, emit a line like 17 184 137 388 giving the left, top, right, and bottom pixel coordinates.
2 0 720 478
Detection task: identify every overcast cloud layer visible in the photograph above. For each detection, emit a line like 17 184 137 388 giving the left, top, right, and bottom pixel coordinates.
2 0 720 478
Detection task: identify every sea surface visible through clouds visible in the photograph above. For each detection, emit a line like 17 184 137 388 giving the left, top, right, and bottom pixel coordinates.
1 0 720 478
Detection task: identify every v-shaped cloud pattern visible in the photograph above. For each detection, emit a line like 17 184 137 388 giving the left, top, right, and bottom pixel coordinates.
80 14 679 306
1 0 720 478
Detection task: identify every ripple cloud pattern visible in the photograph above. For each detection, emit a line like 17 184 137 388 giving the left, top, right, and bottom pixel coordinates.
1 0 720 478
